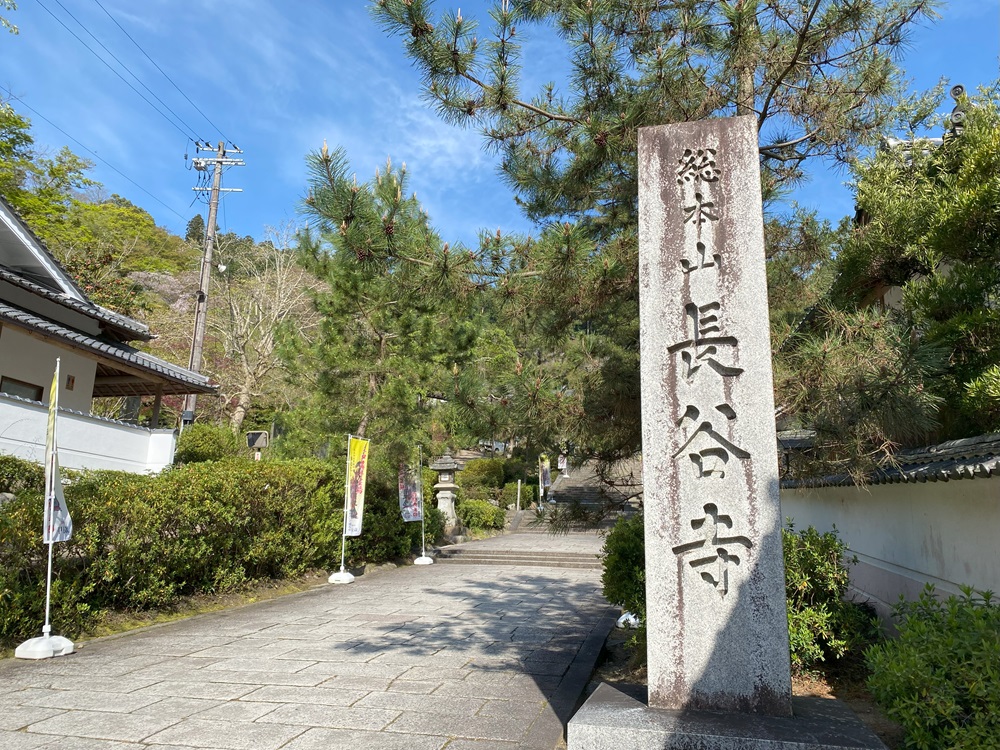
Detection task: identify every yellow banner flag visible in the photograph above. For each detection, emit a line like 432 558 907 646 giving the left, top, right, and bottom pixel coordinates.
344 436 370 537
43 359 71 544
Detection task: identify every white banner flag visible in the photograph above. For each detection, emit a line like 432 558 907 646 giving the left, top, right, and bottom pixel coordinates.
43 360 71 544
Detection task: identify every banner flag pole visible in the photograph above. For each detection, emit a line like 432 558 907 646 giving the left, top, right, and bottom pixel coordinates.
16 358 75 659
414 444 432 565
329 433 356 584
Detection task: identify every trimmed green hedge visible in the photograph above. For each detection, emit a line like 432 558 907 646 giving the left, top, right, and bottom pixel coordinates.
458 458 505 490
456 498 506 531
174 424 242 463
0 455 429 648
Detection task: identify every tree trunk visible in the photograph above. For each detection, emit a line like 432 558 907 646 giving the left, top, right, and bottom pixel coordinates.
229 383 253 434
734 0 756 117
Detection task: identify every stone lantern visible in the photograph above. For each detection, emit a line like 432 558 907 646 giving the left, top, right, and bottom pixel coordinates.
429 453 460 528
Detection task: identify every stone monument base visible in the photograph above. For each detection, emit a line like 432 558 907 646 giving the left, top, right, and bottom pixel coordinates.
568 683 887 750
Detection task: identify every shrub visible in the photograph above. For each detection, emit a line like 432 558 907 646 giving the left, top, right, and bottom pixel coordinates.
174 424 242 464
784 524 880 673
601 513 646 622
501 457 530 484
456 498 506 531
458 458 505 490
866 585 1000 749
0 454 44 494
405 506 445 549
500 481 532 509
1 459 345 647
597 517 878 671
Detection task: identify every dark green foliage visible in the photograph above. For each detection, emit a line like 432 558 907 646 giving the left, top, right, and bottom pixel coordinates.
775 306 945 478
185 213 205 244
499 481 530 509
0 458 428 648
830 86 1000 440
0 454 43 494
784 524 881 673
600 514 646 623
458 458 504 490
866 586 1000 749
456 457 505 503
455 498 506 531
600 516 878 672
372 0 939 469
293 148 482 464
174 424 243 464
419 506 446 545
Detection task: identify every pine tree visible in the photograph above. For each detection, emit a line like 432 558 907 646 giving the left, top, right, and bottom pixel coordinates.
829 84 1000 439
185 214 205 244
372 0 939 466
292 145 483 462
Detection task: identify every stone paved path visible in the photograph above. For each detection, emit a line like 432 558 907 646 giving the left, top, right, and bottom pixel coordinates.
0 534 615 750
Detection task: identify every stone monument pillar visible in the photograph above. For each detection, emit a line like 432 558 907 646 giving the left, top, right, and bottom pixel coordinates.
567 116 887 749
638 115 791 715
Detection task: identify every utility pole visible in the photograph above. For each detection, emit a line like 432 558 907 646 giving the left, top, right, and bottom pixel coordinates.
181 141 244 426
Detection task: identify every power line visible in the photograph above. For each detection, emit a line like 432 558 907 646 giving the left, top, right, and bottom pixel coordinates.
35 0 201 141
90 0 234 145
1 87 188 222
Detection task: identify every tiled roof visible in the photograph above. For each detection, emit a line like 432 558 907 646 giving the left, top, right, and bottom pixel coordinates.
0 265 151 341
0 300 214 396
782 432 1000 488
0 195 152 342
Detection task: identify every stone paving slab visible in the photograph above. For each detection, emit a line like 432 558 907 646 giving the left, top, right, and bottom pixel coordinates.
0 534 616 750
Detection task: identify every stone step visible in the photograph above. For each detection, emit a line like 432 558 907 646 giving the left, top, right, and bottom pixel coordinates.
439 549 598 562
435 554 601 570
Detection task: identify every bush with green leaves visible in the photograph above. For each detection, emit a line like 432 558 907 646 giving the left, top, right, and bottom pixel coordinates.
0 454 44 494
456 498 506 531
0 456 432 649
458 458 504 491
499 481 533 509
601 513 646 622
415 506 446 546
784 523 880 673
174 423 243 464
866 585 1000 750
600 516 878 672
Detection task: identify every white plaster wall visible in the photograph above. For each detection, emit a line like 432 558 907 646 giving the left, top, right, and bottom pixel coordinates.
0 326 96 413
0 394 175 473
782 481 1000 616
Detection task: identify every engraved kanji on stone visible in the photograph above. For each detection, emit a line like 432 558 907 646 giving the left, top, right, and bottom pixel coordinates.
674 404 750 477
668 302 743 381
683 193 719 225
671 502 753 597
676 148 720 185
681 241 722 274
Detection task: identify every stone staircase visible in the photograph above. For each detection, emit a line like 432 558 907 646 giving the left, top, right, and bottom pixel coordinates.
432 459 642 570
434 545 602 570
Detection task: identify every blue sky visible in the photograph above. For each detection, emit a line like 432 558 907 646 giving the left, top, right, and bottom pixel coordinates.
3 1 998 249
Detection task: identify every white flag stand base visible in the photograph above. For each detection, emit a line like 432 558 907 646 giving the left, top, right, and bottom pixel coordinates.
413 556 434 565
15 634 74 660
328 569 355 584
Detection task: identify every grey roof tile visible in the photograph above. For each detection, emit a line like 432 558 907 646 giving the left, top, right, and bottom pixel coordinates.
782 432 1000 488
0 300 214 394
0 264 151 341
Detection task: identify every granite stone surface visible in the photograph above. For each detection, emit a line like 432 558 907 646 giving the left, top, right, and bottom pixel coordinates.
0 531 615 750
637 115 792 715
569 683 889 750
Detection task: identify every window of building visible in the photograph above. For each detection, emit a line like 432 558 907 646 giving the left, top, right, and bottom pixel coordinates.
0 376 44 402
